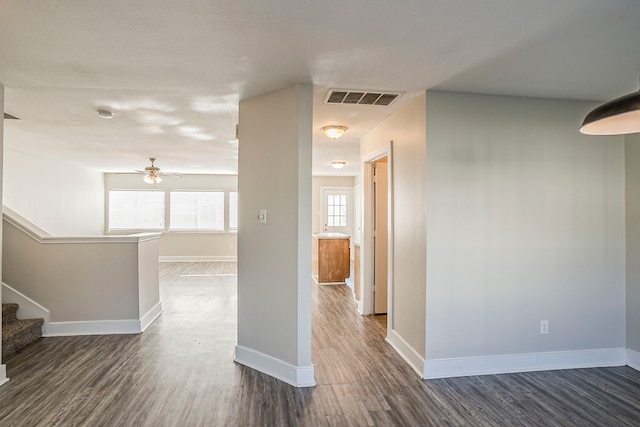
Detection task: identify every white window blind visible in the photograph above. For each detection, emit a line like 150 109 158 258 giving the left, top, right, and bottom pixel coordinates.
229 191 238 231
170 191 224 231
108 190 165 230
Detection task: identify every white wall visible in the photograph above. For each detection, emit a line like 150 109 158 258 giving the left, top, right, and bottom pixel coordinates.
425 92 625 368
361 93 428 360
236 85 314 387
105 173 237 259
3 149 104 236
1 83 6 384
626 134 640 354
312 176 354 234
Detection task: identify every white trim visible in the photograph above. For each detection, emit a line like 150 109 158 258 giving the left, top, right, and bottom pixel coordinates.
627 349 640 371
44 319 142 337
2 282 50 333
386 328 424 377
423 348 627 379
140 302 163 332
159 256 237 262
234 345 316 388
312 275 346 286
0 365 7 387
3 210 160 244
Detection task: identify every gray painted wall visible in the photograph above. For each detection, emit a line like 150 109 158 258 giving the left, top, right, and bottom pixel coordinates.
2 219 158 322
237 85 313 368
425 91 626 360
626 134 640 352
361 93 428 358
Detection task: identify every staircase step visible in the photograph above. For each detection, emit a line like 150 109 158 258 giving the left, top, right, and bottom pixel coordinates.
2 317 44 359
2 303 19 324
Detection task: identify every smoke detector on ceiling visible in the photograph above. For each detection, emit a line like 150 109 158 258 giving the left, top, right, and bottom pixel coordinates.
324 89 403 106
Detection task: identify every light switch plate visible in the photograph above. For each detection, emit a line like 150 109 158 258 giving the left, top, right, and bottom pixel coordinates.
259 209 267 224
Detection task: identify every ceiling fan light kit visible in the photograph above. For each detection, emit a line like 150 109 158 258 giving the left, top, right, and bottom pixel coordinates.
143 157 163 184
580 78 640 135
143 173 162 184
321 125 348 140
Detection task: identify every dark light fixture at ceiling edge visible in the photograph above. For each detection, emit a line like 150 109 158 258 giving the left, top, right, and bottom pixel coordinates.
3 113 19 120
580 88 640 136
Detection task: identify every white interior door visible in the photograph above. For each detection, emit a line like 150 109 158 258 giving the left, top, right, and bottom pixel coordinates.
321 187 352 236
374 160 388 314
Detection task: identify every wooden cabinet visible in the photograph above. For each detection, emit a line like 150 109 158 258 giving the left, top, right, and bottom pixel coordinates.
312 233 350 284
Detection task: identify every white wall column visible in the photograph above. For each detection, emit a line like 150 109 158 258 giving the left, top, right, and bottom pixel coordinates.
235 85 315 387
0 83 7 387
625 134 640 370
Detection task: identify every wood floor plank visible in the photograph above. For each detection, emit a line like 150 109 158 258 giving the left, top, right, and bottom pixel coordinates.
1 261 640 426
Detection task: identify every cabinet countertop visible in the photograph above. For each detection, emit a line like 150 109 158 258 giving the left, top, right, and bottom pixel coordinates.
312 232 350 240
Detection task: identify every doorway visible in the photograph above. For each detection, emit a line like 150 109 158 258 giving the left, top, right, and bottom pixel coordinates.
372 157 388 314
361 143 393 330
320 187 352 236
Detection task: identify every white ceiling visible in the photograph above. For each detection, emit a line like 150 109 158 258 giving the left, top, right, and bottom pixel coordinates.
1 0 640 176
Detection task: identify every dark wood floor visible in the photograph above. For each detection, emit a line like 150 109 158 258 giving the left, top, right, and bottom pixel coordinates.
1 262 640 426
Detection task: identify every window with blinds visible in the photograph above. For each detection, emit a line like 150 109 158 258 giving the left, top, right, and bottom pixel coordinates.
108 190 165 230
170 191 224 231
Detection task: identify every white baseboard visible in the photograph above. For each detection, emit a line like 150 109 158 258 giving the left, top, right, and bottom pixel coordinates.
44 319 142 337
159 256 237 262
2 282 50 328
311 274 346 286
423 348 627 379
0 365 7 388
140 302 163 332
386 329 424 378
345 276 354 290
627 349 640 371
234 345 316 388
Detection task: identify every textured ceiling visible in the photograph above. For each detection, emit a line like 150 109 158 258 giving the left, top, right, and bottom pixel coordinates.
1 0 639 176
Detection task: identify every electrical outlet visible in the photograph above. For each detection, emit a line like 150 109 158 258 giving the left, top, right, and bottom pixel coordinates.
540 320 549 335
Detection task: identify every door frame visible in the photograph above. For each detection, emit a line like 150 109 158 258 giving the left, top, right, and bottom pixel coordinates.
361 142 394 332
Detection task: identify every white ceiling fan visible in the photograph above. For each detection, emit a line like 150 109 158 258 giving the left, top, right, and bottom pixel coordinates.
136 158 181 184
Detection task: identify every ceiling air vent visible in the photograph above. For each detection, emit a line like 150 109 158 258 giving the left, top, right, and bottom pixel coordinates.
3 113 19 120
324 89 402 106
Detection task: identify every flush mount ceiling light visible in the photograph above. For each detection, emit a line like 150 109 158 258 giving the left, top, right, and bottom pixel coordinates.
97 108 114 119
331 161 346 169
143 158 163 184
580 80 640 135
321 125 348 140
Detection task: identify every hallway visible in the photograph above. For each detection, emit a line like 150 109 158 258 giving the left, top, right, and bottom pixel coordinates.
1 262 640 425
